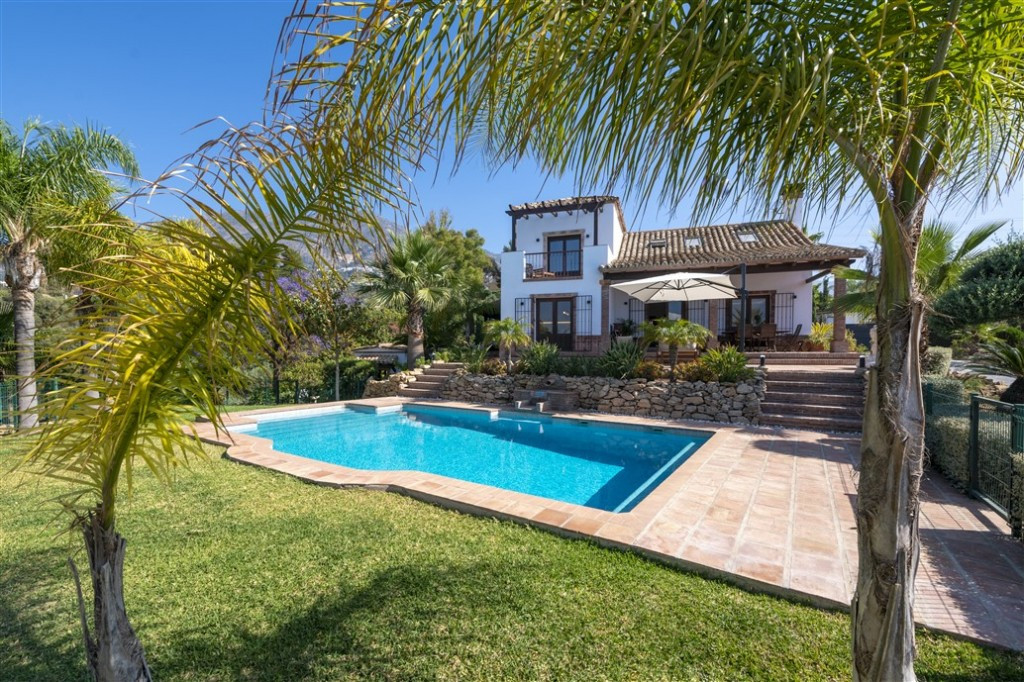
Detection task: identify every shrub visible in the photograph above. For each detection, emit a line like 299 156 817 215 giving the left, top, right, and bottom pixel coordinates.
560 354 600 377
1011 453 1024 541
517 341 561 375
453 344 490 373
633 360 665 380
599 340 645 379
925 415 971 487
480 358 507 376
924 377 966 407
809 322 832 347
922 346 953 377
699 346 755 383
925 411 1016 493
432 349 453 362
671 361 716 383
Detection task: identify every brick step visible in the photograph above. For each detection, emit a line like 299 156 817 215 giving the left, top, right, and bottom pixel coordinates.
761 413 863 432
766 380 863 394
750 357 861 365
397 387 441 398
764 391 863 407
745 352 861 360
410 375 447 385
767 372 862 383
428 362 464 370
422 367 460 377
762 401 863 418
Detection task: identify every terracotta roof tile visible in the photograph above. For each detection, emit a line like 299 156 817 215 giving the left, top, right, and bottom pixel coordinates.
604 220 865 273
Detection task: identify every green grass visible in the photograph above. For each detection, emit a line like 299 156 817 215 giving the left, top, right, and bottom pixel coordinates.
1 439 1021 681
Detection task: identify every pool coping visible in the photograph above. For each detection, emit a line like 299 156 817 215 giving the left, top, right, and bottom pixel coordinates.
193 398 1024 652
200 399 843 609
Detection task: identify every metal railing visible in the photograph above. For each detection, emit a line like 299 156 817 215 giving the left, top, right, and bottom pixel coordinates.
524 250 582 279
969 395 1024 516
924 379 1023 520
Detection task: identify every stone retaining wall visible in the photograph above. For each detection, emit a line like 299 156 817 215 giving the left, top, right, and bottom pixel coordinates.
362 371 415 398
440 371 764 424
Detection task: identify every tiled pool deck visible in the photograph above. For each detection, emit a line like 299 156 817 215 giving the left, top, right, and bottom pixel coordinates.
195 399 1024 651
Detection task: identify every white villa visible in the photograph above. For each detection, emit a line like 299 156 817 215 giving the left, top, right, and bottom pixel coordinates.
499 196 866 354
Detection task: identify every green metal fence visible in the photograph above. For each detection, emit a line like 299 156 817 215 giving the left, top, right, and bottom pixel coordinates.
924 379 1023 520
969 395 1024 516
0 379 63 429
226 376 369 407
0 379 17 428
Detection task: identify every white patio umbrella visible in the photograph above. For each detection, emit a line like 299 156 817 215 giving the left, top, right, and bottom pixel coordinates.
610 271 738 302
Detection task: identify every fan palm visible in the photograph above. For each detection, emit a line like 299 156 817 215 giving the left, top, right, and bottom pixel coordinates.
484 318 530 369
359 229 458 368
835 221 1003 318
641 319 712 369
283 2 1024 678
0 119 139 428
969 339 1024 404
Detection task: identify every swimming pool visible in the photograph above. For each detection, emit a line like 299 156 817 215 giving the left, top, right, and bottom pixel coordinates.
236 405 707 513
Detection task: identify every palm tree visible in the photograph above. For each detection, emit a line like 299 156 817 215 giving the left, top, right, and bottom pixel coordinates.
359 229 457 368
970 338 1024 404
835 221 1002 319
286 3 1024 677
641 319 712 369
17 115 409 680
484 318 530 369
0 119 138 428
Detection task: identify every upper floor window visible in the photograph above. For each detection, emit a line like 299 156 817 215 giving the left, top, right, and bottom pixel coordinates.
546 235 582 276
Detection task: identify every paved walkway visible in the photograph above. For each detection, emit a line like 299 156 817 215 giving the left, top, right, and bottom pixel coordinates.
197 400 1024 651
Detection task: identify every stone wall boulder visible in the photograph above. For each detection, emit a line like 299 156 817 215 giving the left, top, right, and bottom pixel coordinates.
438 370 764 425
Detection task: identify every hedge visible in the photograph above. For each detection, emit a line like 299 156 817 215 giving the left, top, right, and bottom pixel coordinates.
922 346 952 377
1012 453 1024 541
924 412 1015 493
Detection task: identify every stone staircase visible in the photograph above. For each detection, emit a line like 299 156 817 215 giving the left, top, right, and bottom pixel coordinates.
760 369 865 432
397 362 464 399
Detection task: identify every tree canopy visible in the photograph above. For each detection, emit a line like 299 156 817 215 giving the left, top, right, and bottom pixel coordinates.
932 239 1024 330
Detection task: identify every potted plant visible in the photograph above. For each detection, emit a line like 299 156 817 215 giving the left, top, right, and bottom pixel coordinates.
615 318 637 345
806 321 832 351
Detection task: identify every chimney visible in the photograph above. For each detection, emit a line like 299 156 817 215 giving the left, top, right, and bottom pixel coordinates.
780 183 805 229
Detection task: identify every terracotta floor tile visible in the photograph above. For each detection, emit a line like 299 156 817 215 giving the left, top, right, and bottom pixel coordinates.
201 401 1024 652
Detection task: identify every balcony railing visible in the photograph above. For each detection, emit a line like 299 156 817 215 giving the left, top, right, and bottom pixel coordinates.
524 250 582 279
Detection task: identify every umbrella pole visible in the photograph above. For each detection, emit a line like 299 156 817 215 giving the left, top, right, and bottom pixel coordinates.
738 263 747 352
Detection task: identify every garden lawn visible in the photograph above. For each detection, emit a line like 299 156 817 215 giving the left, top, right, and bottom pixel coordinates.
1 439 1021 681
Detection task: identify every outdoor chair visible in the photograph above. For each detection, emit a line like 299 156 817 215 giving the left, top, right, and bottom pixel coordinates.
778 324 802 351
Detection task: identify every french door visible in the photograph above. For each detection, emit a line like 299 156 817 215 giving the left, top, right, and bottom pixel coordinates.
536 297 574 350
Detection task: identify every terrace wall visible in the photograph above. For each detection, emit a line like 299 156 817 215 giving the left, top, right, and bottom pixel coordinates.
439 371 764 425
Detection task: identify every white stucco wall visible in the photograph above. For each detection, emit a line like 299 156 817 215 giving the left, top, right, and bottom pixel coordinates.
500 245 611 337
512 206 617 251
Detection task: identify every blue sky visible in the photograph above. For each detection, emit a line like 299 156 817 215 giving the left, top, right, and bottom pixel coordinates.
2 0 1020 253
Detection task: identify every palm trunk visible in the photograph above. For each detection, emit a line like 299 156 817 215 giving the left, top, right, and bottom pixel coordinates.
668 343 679 368
407 304 425 369
7 246 42 429
852 251 926 681
73 511 152 682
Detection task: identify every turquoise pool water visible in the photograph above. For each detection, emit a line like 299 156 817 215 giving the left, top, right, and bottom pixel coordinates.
242 406 707 512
